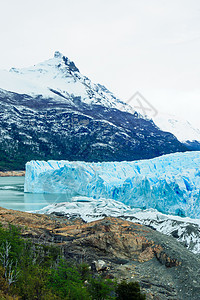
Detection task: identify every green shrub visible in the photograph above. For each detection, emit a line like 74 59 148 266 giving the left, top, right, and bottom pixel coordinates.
78 262 91 281
116 280 146 300
16 265 50 300
0 223 146 300
48 260 90 299
0 224 23 263
88 277 115 300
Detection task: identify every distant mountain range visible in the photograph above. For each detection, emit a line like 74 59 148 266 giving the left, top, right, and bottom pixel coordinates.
152 112 200 150
0 51 198 170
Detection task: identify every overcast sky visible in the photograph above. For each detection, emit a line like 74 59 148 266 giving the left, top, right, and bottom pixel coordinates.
0 0 199 128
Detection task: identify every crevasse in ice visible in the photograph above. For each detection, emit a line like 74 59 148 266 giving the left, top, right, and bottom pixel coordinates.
24 151 200 218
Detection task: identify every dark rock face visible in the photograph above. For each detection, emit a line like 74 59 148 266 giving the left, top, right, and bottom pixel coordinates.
0 207 199 300
0 88 187 170
183 140 200 150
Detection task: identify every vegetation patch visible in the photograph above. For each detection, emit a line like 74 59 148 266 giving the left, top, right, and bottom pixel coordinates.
0 223 145 299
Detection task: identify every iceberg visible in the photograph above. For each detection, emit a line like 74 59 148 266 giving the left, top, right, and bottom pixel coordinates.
24 151 200 218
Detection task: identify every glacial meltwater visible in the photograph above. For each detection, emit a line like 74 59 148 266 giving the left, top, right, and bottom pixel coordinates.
0 176 72 212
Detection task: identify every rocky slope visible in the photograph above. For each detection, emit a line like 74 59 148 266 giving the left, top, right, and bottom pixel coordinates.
0 52 187 171
36 197 200 255
0 206 199 300
0 170 25 177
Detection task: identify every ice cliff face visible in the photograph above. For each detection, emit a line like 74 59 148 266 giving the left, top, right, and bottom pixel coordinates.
25 151 200 219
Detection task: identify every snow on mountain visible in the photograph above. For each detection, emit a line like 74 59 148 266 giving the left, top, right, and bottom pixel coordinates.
0 51 199 151
2 52 200 254
0 69 50 96
34 196 200 254
128 93 199 148
25 151 200 219
0 51 187 170
152 112 200 145
0 51 131 113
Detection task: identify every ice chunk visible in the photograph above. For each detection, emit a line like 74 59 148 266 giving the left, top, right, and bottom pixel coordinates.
24 151 200 218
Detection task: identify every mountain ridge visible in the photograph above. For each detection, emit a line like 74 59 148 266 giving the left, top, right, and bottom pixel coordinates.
151 112 200 150
0 52 191 170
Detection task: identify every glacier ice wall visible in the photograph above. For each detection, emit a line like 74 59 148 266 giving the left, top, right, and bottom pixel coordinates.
24 152 200 218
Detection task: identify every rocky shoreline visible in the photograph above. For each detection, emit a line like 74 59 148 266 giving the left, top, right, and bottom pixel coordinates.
0 206 199 300
0 170 25 177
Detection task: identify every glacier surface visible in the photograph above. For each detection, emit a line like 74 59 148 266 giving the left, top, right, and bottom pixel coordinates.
33 196 200 254
24 151 200 218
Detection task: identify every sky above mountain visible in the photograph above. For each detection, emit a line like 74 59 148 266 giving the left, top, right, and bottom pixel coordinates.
0 0 199 128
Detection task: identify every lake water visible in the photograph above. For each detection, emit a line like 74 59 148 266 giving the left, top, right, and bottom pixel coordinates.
0 176 72 212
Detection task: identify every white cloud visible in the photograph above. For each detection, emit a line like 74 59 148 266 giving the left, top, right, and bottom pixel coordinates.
0 0 199 128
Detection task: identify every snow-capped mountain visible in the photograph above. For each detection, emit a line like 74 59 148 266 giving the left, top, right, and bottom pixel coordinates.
0 51 188 170
127 93 200 149
152 112 200 150
0 51 130 112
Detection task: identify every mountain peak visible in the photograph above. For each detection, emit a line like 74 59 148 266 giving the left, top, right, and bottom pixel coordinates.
53 51 80 72
62 55 79 73
54 51 63 58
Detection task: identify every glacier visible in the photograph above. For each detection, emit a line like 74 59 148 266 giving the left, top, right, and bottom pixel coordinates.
24 151 200 219
33 196 200 254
